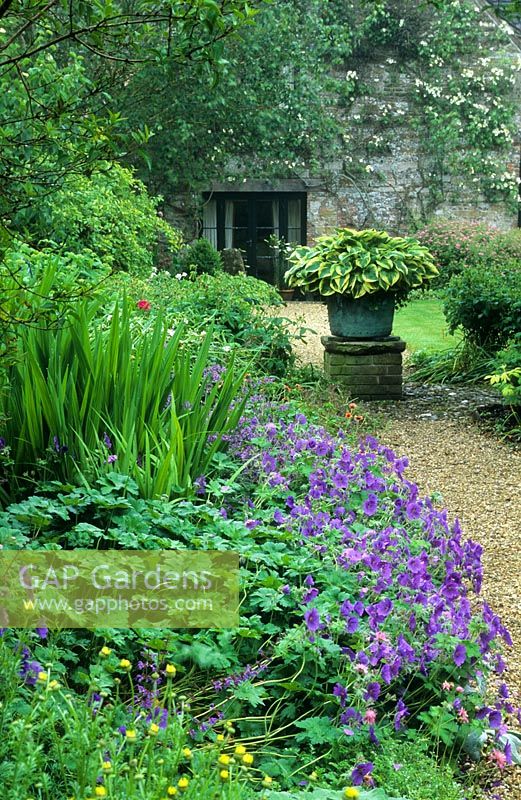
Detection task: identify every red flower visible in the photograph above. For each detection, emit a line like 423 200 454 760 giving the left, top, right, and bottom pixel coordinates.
137 299 151 311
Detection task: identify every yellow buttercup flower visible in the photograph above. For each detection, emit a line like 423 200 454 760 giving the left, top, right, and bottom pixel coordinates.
216 733 225 742
165 664 177 677
100 646 112 657
119 659 131 671
218 754 231 766
177 777 189 790
125 729 137 741
102 761 112 772
344 789 360 799
242 753 254 766
37 672 48 683
219 770 230 781
262 775 273 787
94 787 107 797
309 770 318 781
48 679 60 690
234 745 247 756
181 747 192 758
166 787 178 796
149 723 160 736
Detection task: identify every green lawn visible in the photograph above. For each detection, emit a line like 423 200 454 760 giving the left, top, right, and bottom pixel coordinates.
394 297 460 352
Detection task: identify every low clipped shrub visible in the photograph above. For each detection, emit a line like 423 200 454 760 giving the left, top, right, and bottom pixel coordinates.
443 261 521 351
175 237 223 277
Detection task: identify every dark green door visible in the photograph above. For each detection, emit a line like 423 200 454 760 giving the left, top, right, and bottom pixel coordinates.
202 193 306 283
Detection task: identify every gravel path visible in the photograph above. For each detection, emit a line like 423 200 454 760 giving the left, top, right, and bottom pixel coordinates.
282 301 521 795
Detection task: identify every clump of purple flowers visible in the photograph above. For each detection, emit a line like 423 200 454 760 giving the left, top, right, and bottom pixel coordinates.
218 394 515 759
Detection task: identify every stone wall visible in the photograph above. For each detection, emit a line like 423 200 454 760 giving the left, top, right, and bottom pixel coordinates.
304 43 521 240
165 7 521 244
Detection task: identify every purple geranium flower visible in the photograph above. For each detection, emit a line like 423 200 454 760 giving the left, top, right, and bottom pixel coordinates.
351 762 374 786
345 615 360 633
489 709 502 729
304 607 321 633
303 587 319 603
53 435 68 454
20 659 44 686
394 698 409 730
406 501 422 520
194 475 207 495
364 682 381 701
362 494 378 516
453 644 467 667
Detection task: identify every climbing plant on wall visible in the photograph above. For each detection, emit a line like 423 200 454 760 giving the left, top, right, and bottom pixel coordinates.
116 0 519 218
411 1 519 208
342 0 520 214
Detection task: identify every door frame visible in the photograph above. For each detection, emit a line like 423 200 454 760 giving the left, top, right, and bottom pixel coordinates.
203 191 307 280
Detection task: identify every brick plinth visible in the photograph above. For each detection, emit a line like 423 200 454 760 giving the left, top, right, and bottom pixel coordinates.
322 336 406 400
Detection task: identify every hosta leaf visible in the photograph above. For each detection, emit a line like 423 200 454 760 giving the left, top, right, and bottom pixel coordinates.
362 266 379 283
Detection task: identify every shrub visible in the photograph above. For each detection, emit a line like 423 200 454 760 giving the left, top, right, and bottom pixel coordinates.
415 219 521 286
443 261 521 351
21 164 182 278
482 227 521 266
175 237 223 277
415 219 496 275
105 271 297 377
488 333 521 384
486 334 521 433
166 272 297 376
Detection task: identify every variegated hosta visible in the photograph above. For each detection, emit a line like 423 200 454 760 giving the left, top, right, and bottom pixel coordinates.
285 227 439 299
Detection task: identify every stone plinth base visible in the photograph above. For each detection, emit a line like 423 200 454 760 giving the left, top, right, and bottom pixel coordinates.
322 336 406 400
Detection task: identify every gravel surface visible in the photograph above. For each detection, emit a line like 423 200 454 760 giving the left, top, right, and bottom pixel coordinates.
281 301 521 796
